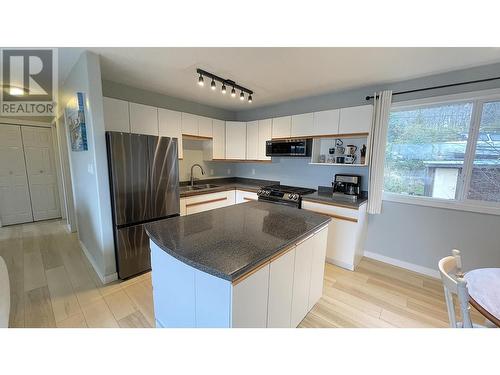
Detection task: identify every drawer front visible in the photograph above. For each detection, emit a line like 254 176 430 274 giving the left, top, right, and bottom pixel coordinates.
185 190 235 215
301 200 359 221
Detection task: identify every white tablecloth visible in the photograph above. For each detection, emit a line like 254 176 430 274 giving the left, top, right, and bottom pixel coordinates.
464 268 500 321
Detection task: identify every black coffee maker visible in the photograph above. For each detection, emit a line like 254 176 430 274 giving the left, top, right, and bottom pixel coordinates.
332 174 361 200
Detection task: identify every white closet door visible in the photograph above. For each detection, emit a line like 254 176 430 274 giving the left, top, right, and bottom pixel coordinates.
21 126 61 221
0 124 33 225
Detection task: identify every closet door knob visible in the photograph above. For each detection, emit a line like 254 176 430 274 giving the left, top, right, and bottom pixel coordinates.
9 171 13 175
40 170 44 173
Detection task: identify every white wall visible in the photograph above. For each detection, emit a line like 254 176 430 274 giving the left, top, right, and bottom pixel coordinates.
59 51 116 283
179 139 235 182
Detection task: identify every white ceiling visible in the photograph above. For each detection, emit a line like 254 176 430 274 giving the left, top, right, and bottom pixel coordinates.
59 48 500 111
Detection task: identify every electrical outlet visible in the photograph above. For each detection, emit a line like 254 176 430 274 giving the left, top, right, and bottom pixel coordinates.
227 168 231 175
210 169 214 175
251 168 255 175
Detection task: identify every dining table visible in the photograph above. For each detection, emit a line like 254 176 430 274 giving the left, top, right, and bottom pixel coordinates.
464 268 500 327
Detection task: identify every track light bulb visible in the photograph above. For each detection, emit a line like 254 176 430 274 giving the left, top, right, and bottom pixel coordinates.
221 84 227 94
231 87 236 97
240 91 245 101
211 79 216 90
198 74 204 86
248 95 252 103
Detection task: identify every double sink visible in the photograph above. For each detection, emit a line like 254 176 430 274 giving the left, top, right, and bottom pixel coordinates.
179 184 220 193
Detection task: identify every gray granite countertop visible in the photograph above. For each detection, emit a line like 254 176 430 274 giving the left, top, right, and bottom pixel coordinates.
144 201 330 281
302 186 368 209
179 177 278 197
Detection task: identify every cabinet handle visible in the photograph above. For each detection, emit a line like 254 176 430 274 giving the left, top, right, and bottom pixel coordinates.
243 197 256 201
185 197 227 208
323 213 358 223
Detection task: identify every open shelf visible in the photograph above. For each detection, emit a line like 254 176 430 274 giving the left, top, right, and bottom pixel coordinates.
310 135 369 166
309 162 368 167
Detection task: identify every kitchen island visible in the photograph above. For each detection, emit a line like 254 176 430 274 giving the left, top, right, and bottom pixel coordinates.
145 201 330 328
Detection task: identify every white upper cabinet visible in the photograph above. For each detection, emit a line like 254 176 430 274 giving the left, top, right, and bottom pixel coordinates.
158 108 183 159
181 113 199 136
212 119 225 159
103 97 130 133
291 113 314 137
313 109 340 136
258 119 272 161
129 103 158 135
338 105 373 134
272 116 291 139
226 121 246 160
246 121 259 160
198 116 213 138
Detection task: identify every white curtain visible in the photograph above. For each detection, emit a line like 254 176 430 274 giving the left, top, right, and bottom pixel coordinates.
367 90 393 214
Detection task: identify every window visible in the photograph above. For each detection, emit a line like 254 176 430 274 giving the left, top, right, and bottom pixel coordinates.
467 101 500 202
383 91 500 213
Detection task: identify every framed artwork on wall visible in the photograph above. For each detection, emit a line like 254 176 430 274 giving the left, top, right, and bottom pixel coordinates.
66 92 88 151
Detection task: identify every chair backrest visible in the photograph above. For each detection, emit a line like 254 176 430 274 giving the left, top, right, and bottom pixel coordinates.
438 250 473 328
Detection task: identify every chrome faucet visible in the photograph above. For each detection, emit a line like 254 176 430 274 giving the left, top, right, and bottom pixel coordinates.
190 164 205 187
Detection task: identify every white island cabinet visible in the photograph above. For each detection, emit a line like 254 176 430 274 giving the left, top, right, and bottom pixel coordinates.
150 224 329 328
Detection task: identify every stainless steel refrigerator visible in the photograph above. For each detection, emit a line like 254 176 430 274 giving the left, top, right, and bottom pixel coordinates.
106 132 180 279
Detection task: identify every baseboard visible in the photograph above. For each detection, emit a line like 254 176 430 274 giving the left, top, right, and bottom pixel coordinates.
326 257 354 271
363 251 440 279
78 240 118 284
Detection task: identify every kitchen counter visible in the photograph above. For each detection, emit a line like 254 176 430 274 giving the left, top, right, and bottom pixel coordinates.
302 186 368 209
145 200 330 282
179 177 278 197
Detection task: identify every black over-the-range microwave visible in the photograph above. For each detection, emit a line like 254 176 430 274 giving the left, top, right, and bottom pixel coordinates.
265 138 313 157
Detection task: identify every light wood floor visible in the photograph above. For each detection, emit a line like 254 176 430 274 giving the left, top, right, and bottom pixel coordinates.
0 220 483 328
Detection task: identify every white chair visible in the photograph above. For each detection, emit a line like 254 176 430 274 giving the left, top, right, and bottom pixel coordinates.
438 249 474 328
0 255 10 328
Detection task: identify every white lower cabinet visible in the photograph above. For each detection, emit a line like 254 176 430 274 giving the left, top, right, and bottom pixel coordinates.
232 264 270 328
235 190 258 204
182 190 235 215
152 220 329 328
290 235 314 327
267 248 295 328
308 227 328 310
302 200 367 271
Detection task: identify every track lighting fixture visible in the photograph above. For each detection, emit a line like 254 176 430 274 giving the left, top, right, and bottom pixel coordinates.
196 68 254 103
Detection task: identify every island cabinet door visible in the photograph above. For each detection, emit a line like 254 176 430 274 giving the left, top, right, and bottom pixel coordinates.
290 235 314 327
308 226 328 310
267 247 296 328
231 264 270 328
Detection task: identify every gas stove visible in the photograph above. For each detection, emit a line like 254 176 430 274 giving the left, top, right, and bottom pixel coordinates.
257 184 316 208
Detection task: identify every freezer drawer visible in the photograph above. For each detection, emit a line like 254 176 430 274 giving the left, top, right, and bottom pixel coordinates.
115 223 151 279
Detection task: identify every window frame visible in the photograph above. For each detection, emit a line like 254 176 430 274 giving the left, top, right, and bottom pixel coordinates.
383 88 500 216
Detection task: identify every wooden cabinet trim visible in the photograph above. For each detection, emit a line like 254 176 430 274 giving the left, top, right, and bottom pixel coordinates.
182 134 213 140
322 213 358 223
271 132 368 140
185 197 228 208
232 261 269 286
